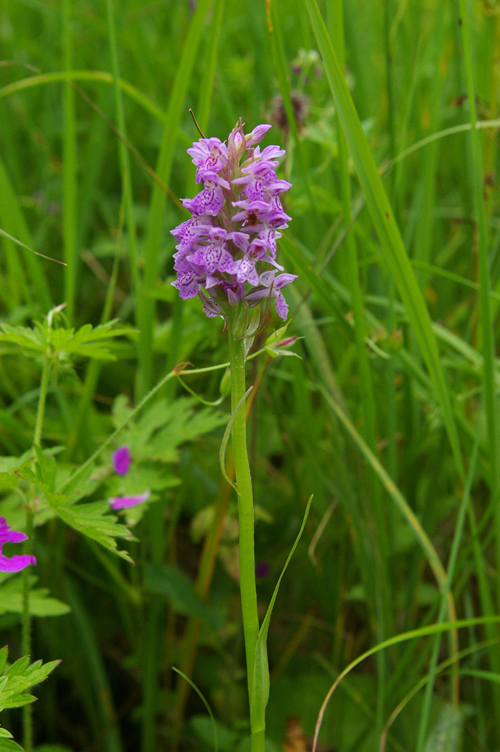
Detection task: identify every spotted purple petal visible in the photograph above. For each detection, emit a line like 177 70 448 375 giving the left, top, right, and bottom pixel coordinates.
170 121 295 318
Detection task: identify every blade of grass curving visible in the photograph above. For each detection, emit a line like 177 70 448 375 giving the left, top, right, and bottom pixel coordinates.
62 0 78 324
380 638 500 751
140 0 213 397
0 71 170 124
304 0 464 481
251 495 313 744
219 386 253 494
312 616 500 752
319 382 460 702
172 667 218 752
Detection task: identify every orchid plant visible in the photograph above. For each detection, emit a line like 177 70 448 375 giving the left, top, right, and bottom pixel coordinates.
171 119 301 752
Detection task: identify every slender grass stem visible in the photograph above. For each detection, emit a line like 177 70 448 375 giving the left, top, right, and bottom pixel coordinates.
227 309 261 752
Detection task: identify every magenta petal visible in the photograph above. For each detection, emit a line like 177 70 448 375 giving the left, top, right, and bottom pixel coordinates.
5 530 28 544
113 445 131 476
109 490 151 510
0 554 36 573
0 519 28 545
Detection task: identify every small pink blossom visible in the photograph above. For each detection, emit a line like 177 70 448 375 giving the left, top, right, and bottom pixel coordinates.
0 519 36 573
109 491 151 511
113 445 131 476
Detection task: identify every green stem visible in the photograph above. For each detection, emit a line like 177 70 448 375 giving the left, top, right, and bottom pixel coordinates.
227 310 261 751
22 356 51 752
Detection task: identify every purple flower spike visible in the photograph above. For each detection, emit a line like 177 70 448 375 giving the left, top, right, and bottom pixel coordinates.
109 490 151 511
113 445 131 476
171 119 295 322
0 518 36 572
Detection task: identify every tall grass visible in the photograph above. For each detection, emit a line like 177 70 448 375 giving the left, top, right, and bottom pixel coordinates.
0 0 499 750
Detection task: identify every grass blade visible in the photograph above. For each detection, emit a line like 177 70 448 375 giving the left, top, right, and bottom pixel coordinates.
304 0 464 481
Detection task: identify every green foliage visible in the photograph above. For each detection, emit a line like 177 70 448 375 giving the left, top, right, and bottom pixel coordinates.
0 646 59 712
14 449 135 563
112 395 227 465
0 317 134 364
0 575 70 617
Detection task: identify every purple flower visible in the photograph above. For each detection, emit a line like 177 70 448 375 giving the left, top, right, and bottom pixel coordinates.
109 447 151 512
187 137 228 182
0 519 36 573
171 120 296 322
113 445 131 476
255 561 270 578
109 490 151 511
246 271 298 319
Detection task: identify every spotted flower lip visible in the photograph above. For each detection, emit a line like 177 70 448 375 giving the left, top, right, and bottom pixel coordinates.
171 120 295 320
113 445 131 476
109 490 151 511
0 518 36 573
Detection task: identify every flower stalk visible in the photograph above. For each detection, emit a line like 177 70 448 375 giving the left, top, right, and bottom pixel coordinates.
170 120 295 752
227 308 259 682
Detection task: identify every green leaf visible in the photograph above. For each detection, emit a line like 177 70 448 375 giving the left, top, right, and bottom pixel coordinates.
115 396 227 464
251 496 313 735
0 576 70 617
5 657 30 679
0 647 59 713
33 445 57 492
219 387 252 495
0 650 7 676
55 500 134 563
0 319 134 363
0 475 18 490
1 693 36 709
0 738 23 751
16 454 134 562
